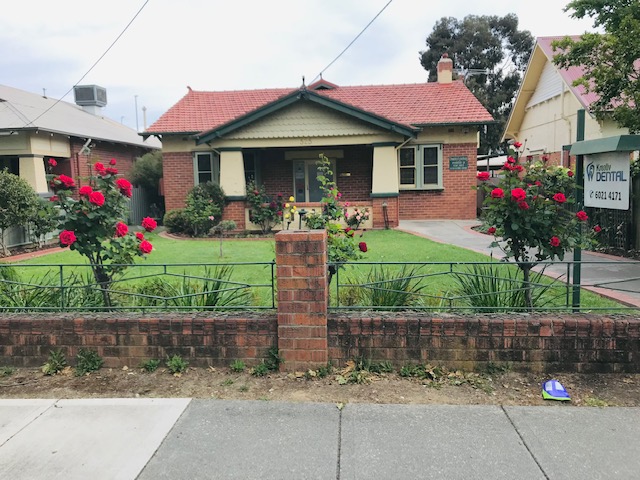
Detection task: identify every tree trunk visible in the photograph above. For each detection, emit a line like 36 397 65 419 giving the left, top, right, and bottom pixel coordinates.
521 264 533 311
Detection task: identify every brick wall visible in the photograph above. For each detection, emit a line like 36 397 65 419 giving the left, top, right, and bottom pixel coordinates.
0 313 277 368
399 143 477 220
223 200 247 231
371 196 399 228
328 313 640 373
163 152 194 211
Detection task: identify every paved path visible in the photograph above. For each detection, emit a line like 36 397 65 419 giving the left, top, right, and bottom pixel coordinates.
1 398 640 479
398 219 640 307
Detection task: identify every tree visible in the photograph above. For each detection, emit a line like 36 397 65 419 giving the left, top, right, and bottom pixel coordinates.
0 169 38 256
130 151 163 191
50 159 157 307
419 14 534 154
552 1 640 132
477 144 587 309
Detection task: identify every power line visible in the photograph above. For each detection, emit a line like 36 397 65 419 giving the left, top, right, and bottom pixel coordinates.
24 0 150 127
310 0 393 84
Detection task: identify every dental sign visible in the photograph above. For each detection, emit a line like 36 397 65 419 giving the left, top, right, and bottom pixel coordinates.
584 152 630 210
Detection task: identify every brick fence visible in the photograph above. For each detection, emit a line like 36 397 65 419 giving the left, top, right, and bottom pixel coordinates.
1 231 639 373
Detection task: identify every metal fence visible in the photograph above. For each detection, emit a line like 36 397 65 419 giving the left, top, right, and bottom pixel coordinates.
0 262 275 312
1 259 639 313
331 260 640 313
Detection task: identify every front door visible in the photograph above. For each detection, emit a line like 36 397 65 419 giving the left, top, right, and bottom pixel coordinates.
293 160 334 202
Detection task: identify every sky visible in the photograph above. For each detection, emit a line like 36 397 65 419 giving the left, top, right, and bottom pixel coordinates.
0 0 597 132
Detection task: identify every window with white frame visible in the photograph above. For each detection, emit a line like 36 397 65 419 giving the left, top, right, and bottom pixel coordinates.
194 152 220 185
398 145 442 189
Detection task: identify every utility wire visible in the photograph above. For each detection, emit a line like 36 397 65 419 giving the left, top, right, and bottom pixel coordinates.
310 0 393 84
24 0 150 127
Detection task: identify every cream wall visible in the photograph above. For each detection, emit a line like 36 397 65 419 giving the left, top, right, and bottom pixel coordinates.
515 88 628 154
219 150 245 197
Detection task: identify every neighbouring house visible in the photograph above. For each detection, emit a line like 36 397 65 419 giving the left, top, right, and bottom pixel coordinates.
144 55 493 230
503 36 639 251
0 84 160 246
502 36 630 167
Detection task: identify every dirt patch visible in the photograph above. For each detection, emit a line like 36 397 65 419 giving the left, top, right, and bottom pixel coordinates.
2 365 639 407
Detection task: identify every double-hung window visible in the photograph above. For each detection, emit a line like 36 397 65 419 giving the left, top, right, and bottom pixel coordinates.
194 152 220 185
398 145 442 189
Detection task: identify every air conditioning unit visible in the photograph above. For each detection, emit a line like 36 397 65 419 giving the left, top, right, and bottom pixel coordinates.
73 85 107 107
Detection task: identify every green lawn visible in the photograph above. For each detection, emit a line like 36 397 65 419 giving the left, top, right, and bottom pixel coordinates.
1 229 625 311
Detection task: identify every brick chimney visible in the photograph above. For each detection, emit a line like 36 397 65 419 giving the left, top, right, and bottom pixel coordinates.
437 53 453 84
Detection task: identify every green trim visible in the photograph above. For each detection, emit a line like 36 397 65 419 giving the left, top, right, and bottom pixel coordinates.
370 192 399 198
217 147 243 152
570 135 640 155
562 144 572 151
413 121 496 127
195 89 418 144
371 142 400 147
226 195 247 201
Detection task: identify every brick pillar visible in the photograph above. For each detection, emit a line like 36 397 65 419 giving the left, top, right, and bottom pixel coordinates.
275 230 328 371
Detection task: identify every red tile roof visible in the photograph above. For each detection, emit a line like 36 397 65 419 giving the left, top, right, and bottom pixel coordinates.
146 81 493 135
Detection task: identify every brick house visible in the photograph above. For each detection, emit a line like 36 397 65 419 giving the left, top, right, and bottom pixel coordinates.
0 84 160 196
144 55 493 230
502 36 630 167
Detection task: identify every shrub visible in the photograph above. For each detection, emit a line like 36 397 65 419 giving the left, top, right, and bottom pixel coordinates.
246 181 286 234
75 349 103 376
183 182 225 236
0 169 39 256
163 209 191 234
29 197 58 248
341 265 428 308
230 360 246 373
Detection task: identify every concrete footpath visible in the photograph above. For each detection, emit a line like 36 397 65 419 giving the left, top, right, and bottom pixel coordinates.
1 398 640 480
399 219 640 307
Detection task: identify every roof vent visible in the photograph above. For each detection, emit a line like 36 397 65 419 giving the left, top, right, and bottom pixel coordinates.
73 85 107 107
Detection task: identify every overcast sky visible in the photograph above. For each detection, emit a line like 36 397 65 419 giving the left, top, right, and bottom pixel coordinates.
1 0 596 132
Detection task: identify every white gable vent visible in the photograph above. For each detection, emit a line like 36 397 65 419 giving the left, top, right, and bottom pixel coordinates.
74 85 107 107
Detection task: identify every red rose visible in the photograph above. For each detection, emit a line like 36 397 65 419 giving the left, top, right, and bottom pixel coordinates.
109 158 117 166
567 170 574 177
593 225 602 233
358 242 367 253
48 158 57 167
89 191 105 206
535 181 542 187
550 236 561 247
487 226 496 234
49 195 58 202
552 193 566 203
514 165 524 172
136 232 144 240
115 222 128 237
511 188 526 202
94 162 106 173
57 174 75 188
59 230 76 246
513 141 522 148
518 201 530 210
576 210 588 221
477 171 490 181
78 185 93 196
141 216 157 232
491 188 504 199
542 155 549 162
507 156 516 164
106 167 118 175
116 178 133 197
139 240 153 254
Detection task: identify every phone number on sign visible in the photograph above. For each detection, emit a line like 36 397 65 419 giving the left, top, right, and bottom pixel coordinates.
590 191 622 201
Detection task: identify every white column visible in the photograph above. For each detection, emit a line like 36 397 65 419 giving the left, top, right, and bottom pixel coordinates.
219 150 246 197
19 156 48 194
371 145 399 195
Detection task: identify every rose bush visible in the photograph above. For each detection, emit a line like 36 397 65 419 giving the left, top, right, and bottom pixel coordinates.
49 158 156 307
477 144 587 308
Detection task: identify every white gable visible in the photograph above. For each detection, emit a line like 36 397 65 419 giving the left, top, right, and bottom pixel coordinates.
526 60 563 109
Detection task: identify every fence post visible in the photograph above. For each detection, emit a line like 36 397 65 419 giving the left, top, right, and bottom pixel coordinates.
275 230 328 371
